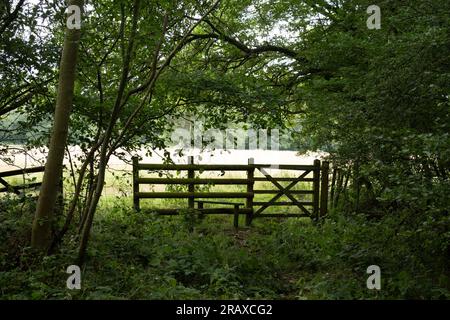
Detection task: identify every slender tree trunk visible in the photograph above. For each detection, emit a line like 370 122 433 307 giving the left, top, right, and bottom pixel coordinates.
77 0 141 265
31 0 84 251
75 0 221 265
48 140 102 253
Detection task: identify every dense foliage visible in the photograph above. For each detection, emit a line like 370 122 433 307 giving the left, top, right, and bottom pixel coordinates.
296 0 450 214
1 198 448 299
0 0 448 300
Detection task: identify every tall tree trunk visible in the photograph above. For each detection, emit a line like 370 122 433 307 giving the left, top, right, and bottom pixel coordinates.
31 0 84 251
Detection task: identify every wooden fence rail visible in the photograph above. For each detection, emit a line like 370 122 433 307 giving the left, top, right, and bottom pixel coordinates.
0 166 64 210
0 166 46 195
132 156 330 227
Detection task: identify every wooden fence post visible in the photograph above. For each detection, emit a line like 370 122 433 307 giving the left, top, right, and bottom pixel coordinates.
313 159 320 221
246 158 254 226
330 166 337 209
132 156 140 212
188 156 195 209
320 161 329 218
234 204 239 229
198 201 205 219
334 169 344 209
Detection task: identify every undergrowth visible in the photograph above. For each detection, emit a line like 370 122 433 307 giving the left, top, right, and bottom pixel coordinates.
0 197 448 299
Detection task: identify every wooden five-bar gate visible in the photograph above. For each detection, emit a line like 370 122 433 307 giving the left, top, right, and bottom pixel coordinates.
132 156 329 227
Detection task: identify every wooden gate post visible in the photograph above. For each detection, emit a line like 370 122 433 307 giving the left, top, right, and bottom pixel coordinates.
245 158 254 226
188 156 195 209
330 166 337 210
320 161 329 218
313 159 320 221
233 204 239 229
132 156 140 212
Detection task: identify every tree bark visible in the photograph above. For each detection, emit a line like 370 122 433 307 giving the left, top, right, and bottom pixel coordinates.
31 0 84 251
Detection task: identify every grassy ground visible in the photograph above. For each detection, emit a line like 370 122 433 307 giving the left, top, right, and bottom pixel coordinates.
0 194 448 300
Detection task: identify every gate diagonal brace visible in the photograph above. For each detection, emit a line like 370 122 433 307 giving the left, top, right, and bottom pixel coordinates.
255 169 311 216
0 177 20 195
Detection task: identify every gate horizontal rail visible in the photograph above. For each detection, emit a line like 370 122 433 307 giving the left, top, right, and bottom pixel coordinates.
137 192 253 198
137 163 316 171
